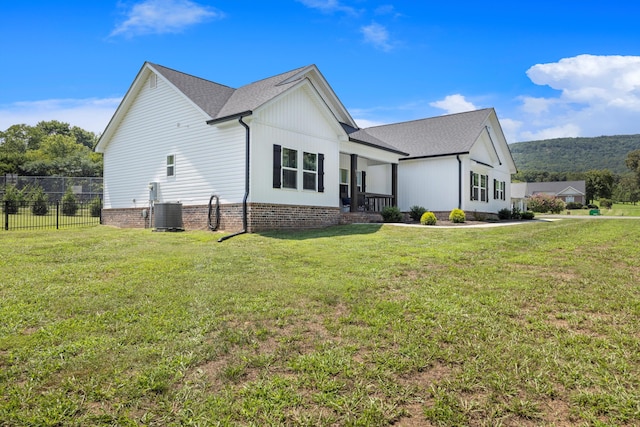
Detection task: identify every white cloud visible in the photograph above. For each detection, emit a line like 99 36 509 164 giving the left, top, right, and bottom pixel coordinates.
360 22 393 52
0 98 121 135
353 118 388 128
296 0 358 15
429 94 477 114
110 0 224 38
512 54 640 141
519 123 581 141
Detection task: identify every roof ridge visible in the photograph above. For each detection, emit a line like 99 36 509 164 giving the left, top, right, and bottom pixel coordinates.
239 64 312 88
364 107 493 131
148 62 236 90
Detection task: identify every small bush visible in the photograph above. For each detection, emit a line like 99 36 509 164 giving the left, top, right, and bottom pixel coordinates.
2 185 20 214
420 211 437 225
449 208 466 223
62 188 79 216
599 198 613 209
498 208 511 220
89 197 102 217
30 187 49 216
521 211 535 220
409 205 427 222
381 206 403 223
511 207 522 220
565 202 583 210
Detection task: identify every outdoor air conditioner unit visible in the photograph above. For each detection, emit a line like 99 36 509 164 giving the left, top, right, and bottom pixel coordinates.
154 202 184 232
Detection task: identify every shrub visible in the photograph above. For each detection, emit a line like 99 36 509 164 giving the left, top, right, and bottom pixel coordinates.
89 197 102 218
548 198 566 214
62 188 79 216
409 205 427 222
30 187 49 216
565 202 583 210
2 185 20 214
599 198 613 209
527 193 565 214
498 208 511 220
521 211 535 220
449 208 466 223
381 206 402 223
511 206 522 220
420 211 437 225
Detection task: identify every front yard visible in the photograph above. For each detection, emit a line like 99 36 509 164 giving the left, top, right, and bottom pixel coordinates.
1 220 638 425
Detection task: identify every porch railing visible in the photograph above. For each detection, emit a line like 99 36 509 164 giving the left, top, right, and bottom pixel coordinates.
341 192 395 213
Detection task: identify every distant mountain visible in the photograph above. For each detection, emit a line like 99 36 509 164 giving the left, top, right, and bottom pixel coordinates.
509 134 640 175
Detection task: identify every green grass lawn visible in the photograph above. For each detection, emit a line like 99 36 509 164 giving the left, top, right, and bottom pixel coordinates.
1 221 639 426
564 202 640 217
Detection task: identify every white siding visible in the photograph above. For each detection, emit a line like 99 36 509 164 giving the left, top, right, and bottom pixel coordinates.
398 157 460 211
102 73 245 209
250 84 342 207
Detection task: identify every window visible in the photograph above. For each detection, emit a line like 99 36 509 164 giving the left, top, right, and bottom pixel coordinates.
340 168 348 185
470 171 488 202
273 145 324 192
282 148 298 189
166 155 175 177
494 179 506 200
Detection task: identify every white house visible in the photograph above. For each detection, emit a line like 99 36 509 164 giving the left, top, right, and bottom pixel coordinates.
95 62 516 233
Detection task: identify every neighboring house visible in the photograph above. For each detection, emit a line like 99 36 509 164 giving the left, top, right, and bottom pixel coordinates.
95 62 516 232
511 181 586 211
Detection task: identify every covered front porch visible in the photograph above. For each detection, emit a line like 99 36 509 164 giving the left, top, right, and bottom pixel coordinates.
339 152 398 213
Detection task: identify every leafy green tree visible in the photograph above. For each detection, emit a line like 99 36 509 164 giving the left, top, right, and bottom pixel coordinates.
625 149 640 186
585 169 615 203
1 121 101 176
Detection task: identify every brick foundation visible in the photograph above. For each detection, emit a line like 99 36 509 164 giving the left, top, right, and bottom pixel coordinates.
102 203 364 232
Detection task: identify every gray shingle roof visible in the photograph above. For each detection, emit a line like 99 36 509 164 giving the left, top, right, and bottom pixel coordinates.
214 66 309 119
340 123 408 155
150 63 235 118
151 62 310 121
362 108 494 158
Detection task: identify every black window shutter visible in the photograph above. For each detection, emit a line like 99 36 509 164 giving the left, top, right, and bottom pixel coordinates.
273 144 282 188
493 179 497 199
318 153 324 192
470 171 474 201
485 175 489 202
361 170 366 193
502 181 506 200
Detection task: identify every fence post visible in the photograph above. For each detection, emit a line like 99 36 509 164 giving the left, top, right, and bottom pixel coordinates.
4 200 8 231
56 200 60 230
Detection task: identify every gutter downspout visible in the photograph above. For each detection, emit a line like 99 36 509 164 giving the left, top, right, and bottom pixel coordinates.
457 155 462 209
218 115 250 242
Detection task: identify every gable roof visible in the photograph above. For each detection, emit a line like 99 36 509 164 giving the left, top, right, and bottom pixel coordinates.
511 181 586 198
361 109 494 159
149 63 235 118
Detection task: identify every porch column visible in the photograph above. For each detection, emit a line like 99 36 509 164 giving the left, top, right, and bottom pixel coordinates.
350 154 358 212
392 163 398 207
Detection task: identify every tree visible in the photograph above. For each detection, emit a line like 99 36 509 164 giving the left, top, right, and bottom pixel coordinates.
626 149 640 186
1 121 102 177
585 169 615 203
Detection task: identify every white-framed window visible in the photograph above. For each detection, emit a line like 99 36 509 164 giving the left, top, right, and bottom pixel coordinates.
494 179 506 200
340 168 349 185
471 171 488 202
303 152 317 191
166 154 175 177
273 145 324 193
282 147 298 189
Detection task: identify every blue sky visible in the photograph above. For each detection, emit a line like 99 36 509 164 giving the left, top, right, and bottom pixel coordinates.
1 0 639 143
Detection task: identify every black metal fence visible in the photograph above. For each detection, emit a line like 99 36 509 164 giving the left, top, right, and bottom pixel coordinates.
3 200 101 231
1 175 103 202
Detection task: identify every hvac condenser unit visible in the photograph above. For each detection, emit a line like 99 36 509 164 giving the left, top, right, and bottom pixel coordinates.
154 202 184 232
